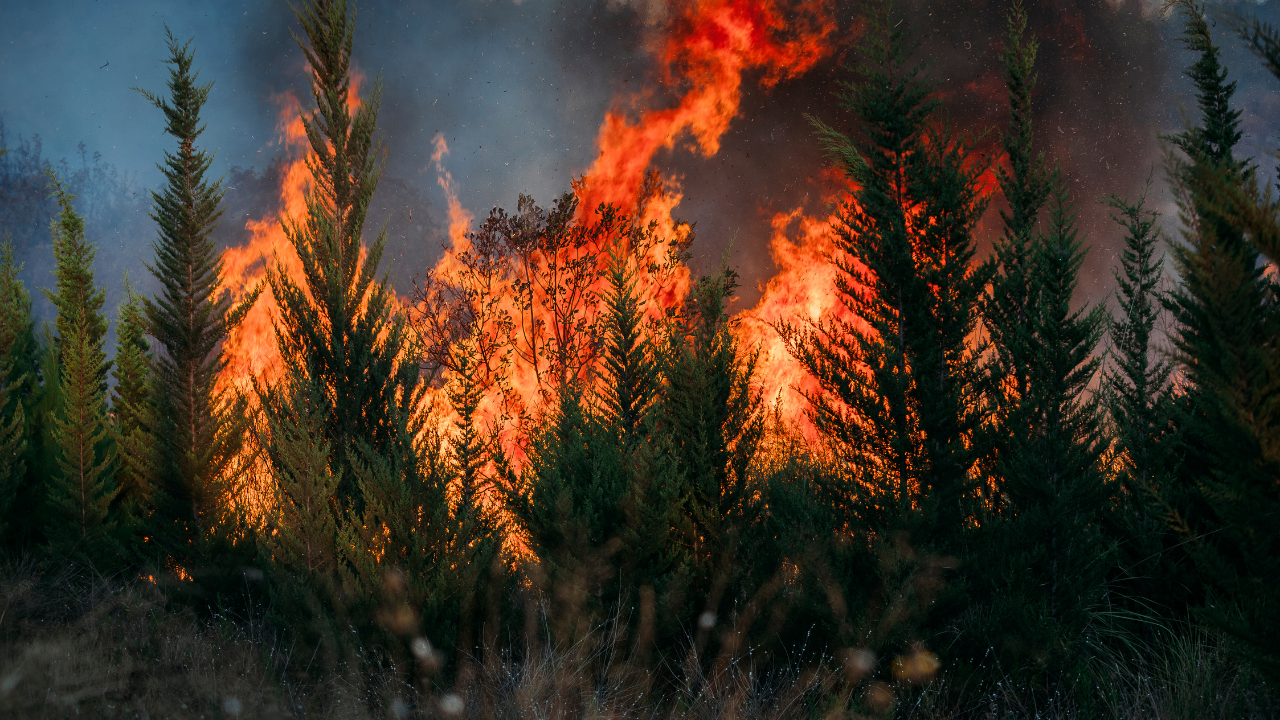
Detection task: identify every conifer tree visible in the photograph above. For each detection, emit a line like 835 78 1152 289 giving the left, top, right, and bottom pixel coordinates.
268 0 421 505
662 266 764 599
509 385 627 600
339 401 455 650
981 0 1051 514
596 243 684 617
260 374 340 579
965 3 1112 678
1103 185 1187 623
440 346 506 674
43 172 117 555
789 3 990 553
983 176 1111 675
1161 0 1280 677
0 240 30 534
597 246 659 450
137 30 257 554
1105 186 1174 502
110 278 157 532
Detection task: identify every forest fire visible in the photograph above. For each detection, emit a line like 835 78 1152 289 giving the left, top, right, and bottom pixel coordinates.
5 0 1279 711
217 73 366 397
737 169 861 441
412 0 849 439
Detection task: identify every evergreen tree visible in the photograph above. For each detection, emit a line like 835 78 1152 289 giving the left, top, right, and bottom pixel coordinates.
1105 185 1175 504
661 266 764 608
596 245 659 450
506 251 684 652
339 400 456 652
964 3 1112 679
788 3 990 558
440 346 506 676
596 244 683 616
267 0 421 508
137 30 258 555
980 0 1051 515
1161 0 1280 678
42 172 117 556
980 175 1111 677
508 385 630 630
0 240 30 535
1103 185 1188 628
260 374 341 579
110 277 158 534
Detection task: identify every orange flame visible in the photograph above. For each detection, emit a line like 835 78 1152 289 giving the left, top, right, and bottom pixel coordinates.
225 2 845 455
218 71 366 395
737 176 855 441
422 0 841 438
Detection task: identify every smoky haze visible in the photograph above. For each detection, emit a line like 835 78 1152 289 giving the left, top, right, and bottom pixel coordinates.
1 0 1278 338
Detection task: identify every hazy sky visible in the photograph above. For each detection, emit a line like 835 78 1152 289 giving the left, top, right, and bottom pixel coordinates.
3 0 1280 307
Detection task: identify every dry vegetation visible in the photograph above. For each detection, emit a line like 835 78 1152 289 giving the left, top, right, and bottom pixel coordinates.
0 557 1272 720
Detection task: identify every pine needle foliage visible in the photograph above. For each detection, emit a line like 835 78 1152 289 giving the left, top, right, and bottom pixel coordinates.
269 0 422 506
42 172 117 557
1105 185 1174 501
981 0 1051 516
260 375 340 579
1160 0 1280 679
596 246 659 450
136 29 258 555
661 266 764 600
110 278 157 534
981 175 1111 677
790 3 991 551
963 7 1112 678
0 240 30 536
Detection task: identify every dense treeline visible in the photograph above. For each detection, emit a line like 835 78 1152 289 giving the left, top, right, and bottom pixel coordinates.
0 0 1276 715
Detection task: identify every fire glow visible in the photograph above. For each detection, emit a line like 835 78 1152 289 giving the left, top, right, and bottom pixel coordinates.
217 0 859 439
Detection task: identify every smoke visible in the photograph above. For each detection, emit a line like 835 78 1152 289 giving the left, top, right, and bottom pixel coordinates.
1 0 1278 325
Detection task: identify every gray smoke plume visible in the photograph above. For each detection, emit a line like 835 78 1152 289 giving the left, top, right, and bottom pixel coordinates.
2 0 1278 328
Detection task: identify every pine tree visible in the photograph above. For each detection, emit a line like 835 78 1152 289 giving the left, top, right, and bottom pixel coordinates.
260 374 340 579
1103 184 1187 627
597 245 659 450
982 175 1111 676
1161 0 1280 678
42 172 117 556
596 243 684 617
789 3 990 553
137 30 258 555
110 277 157 533
268 0 421 506
0 240 30 535
662 266 764 602
508 384 628 605
963 3 1113 679
440 344 506 677
981 0 1051 515
1105 185 1174 503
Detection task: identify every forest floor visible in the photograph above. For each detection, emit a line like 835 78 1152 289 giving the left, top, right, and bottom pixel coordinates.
0 556 1273 720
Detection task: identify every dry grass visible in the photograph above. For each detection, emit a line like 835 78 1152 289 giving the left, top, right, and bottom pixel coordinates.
0 555 1272 720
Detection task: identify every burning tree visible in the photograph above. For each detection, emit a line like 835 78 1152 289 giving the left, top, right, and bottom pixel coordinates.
784 3 991 558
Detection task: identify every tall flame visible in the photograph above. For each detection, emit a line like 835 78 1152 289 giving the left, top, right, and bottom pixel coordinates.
218 72 365 395
737 170 858 440
223 2 847 444
417 0 843 441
